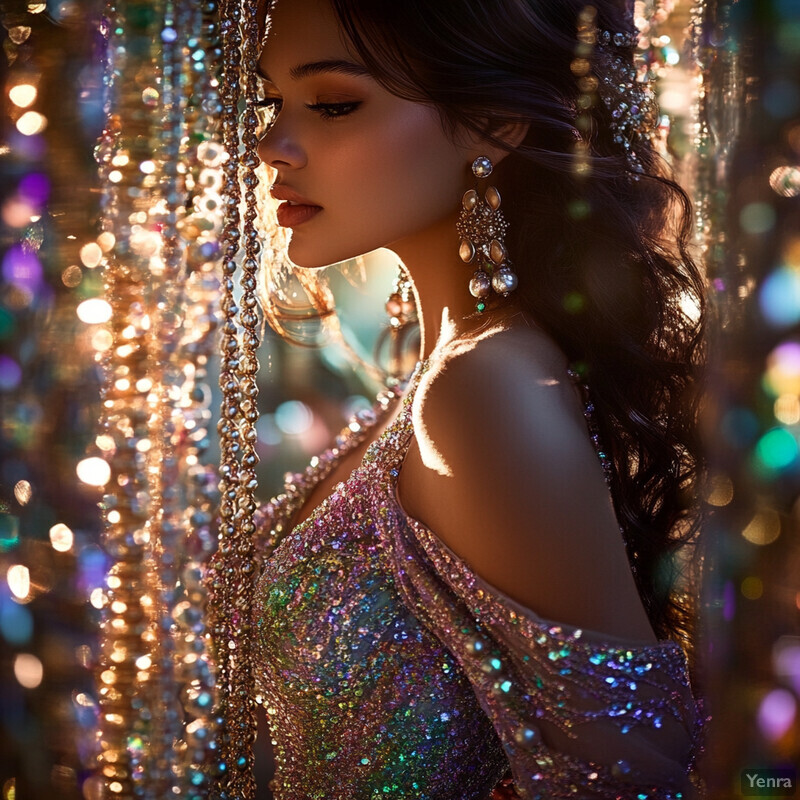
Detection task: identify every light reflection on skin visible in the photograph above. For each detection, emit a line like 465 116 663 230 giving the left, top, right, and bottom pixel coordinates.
412 309 564 477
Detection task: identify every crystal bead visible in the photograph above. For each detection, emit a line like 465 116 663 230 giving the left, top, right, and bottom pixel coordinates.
469 271 491 299
472 156 493 178
489 239 506 265
462 189 478 211
492 268 518 295
485 185 501 210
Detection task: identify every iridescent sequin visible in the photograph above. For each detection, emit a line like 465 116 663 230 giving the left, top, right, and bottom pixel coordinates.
253 360 704 799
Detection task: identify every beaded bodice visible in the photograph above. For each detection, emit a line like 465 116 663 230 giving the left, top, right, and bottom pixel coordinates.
252 360 703 800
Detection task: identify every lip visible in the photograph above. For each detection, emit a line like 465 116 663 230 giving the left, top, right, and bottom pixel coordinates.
270 185 322 228
270 185 318 206
276 202 322 228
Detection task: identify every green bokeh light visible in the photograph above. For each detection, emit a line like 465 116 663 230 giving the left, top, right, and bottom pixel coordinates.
754 427 799 471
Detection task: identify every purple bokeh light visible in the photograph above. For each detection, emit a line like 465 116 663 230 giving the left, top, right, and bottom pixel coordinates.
757 687 797 741
18 172 51 208
0 355 22 391
2 245 44 293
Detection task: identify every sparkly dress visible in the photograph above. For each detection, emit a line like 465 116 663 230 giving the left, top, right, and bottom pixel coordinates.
252 360 704 800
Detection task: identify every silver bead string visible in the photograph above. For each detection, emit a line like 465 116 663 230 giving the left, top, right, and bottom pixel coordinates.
206 0 262 795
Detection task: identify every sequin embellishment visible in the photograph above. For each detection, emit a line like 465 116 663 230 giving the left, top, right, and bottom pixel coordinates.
252 360 704 799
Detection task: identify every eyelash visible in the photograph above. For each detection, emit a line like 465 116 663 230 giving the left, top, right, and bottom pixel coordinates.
253 98 362 121
305 101 362 119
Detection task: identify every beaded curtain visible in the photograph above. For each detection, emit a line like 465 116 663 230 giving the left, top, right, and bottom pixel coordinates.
0 0 799 798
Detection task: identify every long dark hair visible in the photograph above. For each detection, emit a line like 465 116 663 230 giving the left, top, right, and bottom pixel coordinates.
328 0 706 650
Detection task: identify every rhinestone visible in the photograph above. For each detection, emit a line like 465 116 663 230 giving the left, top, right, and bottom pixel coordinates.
472 156 493 178
514 725 541 750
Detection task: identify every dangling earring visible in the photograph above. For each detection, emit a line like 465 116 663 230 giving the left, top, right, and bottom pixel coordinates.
375 265 420 382
456 155 518 312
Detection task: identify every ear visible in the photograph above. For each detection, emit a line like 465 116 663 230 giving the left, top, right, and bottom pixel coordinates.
467 120 531 167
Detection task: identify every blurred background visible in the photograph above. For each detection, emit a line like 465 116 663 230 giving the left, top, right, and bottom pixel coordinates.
0 0 799 798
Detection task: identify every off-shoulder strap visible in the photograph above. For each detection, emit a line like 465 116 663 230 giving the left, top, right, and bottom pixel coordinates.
377 496 703 799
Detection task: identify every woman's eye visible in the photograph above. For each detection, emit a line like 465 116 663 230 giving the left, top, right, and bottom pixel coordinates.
305 101 362 120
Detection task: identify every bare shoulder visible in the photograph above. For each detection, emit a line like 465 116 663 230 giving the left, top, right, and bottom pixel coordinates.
398 322 658 643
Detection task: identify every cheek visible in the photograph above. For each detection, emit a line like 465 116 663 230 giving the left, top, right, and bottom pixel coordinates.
364 118 464 217
338 110 465 228
286 108 467 267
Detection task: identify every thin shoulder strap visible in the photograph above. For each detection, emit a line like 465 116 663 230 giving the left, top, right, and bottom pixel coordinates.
362 358 429 474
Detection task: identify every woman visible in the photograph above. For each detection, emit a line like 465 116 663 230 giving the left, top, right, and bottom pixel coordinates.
235 0 706 796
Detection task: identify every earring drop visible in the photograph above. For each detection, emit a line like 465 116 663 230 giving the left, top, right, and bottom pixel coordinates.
456 155 518 312
375 265 420 382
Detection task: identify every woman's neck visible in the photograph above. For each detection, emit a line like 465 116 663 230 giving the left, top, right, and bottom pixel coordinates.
388 212 499 359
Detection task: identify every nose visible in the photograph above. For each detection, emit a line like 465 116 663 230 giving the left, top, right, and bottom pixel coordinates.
256 113 307 171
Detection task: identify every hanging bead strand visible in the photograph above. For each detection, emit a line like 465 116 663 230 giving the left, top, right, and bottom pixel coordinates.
205 0 258 795
94 1 160 795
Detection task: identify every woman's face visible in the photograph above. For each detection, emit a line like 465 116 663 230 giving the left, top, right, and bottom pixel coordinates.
256 0 475 268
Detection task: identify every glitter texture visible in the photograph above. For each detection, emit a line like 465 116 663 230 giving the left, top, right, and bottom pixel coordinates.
252 360 704 799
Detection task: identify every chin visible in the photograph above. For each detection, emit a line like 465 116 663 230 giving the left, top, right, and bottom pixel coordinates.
287 240 367 270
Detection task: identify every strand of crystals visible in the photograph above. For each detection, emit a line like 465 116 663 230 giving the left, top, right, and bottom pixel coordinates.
92 0 224 796
687 0 743 323
172 0 227 791
231 0 263 783
94 1 159 795
206 0 242 792
141 0 195 791
206 0 261 794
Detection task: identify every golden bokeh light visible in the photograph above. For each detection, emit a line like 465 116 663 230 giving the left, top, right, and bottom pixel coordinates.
16 111 47 135
49 523 74 553
14 653 43 689
9 83 37 108
76 457 111 487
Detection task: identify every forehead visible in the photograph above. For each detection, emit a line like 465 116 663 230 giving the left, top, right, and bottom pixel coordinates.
259 0 351 75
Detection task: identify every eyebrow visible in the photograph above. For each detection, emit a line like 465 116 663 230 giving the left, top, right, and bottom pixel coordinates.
255 59 371 83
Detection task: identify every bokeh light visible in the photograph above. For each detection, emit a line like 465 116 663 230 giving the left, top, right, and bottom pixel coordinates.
7 565 31 601
759 265 800 327
13 481 32 506
49 523 74 553
274 400 313 436
78 242 103 269
754 428 799 473
757 688 797 741
2 245 43 293
740 201 776 234
0 356 23 391
741 510 782 545
764 341 800 395
9 83 37 108
705 474 734 507
75 457 110 488
0 596 33 644
61 265 82 287
76 298 112 324
741 576 764 600
13 653 43 689
15 111 47 136
769 165 800 197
